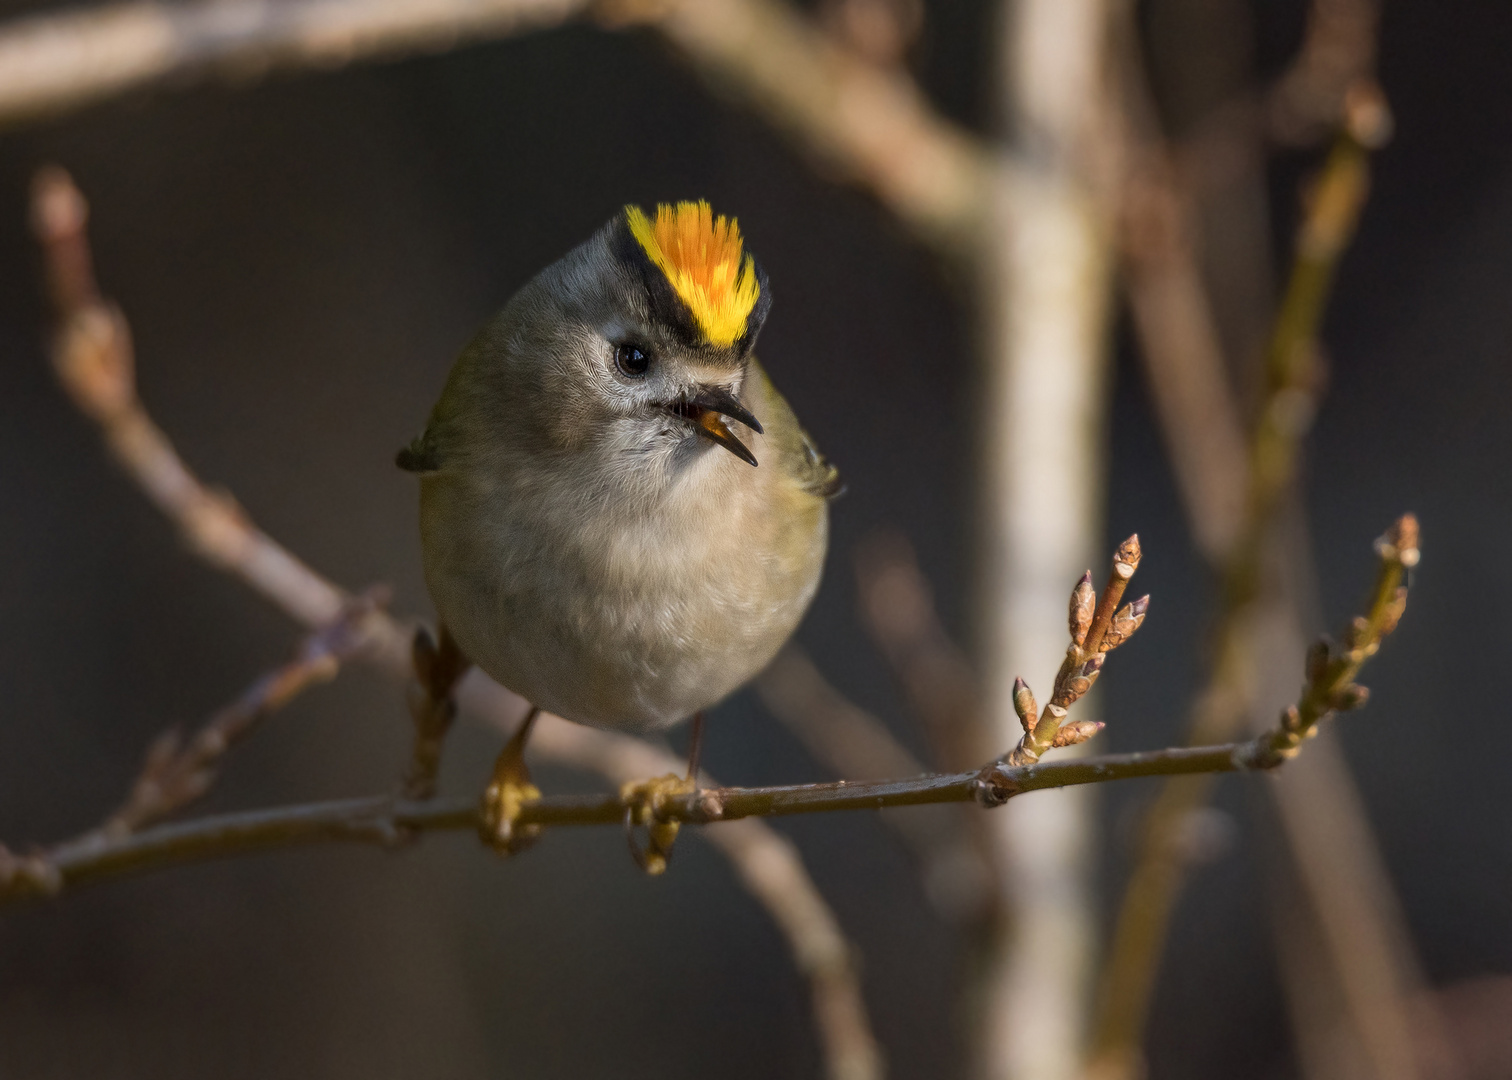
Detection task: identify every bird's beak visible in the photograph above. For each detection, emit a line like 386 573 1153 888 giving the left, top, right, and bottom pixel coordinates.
670 386 764 467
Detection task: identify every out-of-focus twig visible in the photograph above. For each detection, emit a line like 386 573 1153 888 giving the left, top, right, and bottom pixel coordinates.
106 590 390 837
853 532 993 771
756 646 995 924
30 166 393 652
1087 97 1389 1080
612 0 993 254
0 0 995 257
25 166 881 1080
0 0 589 129
1268 0 1381 146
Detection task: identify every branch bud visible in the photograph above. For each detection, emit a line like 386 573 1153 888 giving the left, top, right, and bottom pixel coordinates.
1376 514 1420 568
1068 571 1095 646
1112 533 1143 579
1280 704 1303 732
1012 677 1038 735
1051 720 1104 749
1062 654 1104 704
1101 594 1149 652
1343 615 1371 651
1305 639 1331 685
1332 684 1370 711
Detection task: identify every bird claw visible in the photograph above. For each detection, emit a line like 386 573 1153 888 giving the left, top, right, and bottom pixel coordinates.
479 706 543 856
480 775 542 855
620 773 696 875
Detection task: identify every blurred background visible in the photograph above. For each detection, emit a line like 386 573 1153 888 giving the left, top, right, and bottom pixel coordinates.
0 1 1509 1078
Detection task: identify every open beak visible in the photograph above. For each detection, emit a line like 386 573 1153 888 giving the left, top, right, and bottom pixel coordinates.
670 386 764 467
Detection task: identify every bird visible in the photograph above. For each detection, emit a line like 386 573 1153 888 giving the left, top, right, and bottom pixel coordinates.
398 201 841 868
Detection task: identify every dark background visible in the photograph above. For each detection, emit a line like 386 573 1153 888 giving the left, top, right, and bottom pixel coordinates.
1 1 1509 1077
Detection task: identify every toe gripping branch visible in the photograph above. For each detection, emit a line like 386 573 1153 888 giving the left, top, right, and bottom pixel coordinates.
621 774 699 876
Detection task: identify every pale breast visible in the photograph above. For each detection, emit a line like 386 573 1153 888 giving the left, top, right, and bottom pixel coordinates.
420 424 828 733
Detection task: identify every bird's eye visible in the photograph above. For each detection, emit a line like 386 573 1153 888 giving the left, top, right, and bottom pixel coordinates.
614 343 651 378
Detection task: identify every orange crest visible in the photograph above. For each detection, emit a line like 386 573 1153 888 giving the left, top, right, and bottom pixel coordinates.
625 201 761 348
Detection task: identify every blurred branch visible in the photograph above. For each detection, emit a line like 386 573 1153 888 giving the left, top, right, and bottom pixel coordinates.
1088 95 1390 1080
0 0 995 256
852 532 992 771
756 645 995 925
25 166 880 1080
974 0 1121 1074
108 590 391 836
0 0 590 129
30 166 393 647
614 0 992 254
1268 0 1381 146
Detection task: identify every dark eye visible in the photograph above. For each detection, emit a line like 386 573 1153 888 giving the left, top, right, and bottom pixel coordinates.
614 343 651 378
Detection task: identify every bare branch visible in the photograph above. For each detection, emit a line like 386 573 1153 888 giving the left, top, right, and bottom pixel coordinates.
0 0 589 129
1088 114 1388 1077
756 645 995 925
852 532 992 770
2 671 1413 907
105 590 391 837
616 0 992 253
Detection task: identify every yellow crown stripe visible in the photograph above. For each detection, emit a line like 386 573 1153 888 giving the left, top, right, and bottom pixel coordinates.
626 202 761 348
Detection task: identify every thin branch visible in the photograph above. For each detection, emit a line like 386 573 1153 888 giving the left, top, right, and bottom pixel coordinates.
0 0 589 129
25 167 880 1080
5 668 1415 901
105 589 391 837
852 531 993 771
1088 102 1389 1077
755 645 996 925
615 0 992 254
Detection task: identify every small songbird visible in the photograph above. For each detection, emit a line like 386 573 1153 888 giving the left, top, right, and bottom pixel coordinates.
399 201 840 860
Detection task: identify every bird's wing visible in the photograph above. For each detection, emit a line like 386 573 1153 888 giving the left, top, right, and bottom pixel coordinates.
748 356 844 501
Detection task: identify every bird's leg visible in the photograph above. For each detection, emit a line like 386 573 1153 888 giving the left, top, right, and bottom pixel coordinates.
622 712 704 876
480 706 542 854
404 623 470 799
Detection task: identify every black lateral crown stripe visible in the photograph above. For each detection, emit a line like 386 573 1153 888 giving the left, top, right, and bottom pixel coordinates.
738 257 773 357
609 212 700 347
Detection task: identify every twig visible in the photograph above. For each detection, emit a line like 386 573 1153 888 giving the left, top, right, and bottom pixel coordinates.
755 645 995 925
25 166 880 1080
521 710 884 1080
1268 0 1382 146
30 166 390 649
105 590 391 837
2 685 1410 907
612 0 992 254
852 532 992 771
0 0 589 129
1087 107 1389 1078
978 536 1146 780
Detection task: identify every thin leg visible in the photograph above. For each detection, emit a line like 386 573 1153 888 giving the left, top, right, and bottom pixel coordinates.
404 623 470 799
480 706 542 853
685 711 706 782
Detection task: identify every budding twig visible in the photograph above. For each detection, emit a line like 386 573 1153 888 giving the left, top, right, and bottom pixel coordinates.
984 535 1148 778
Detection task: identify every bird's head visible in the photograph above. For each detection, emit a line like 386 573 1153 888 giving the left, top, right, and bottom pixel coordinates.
488 201 773 471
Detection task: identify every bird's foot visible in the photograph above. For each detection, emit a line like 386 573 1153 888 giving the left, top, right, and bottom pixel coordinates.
480 774 542 855
620 773 697 876
479 707 542 855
